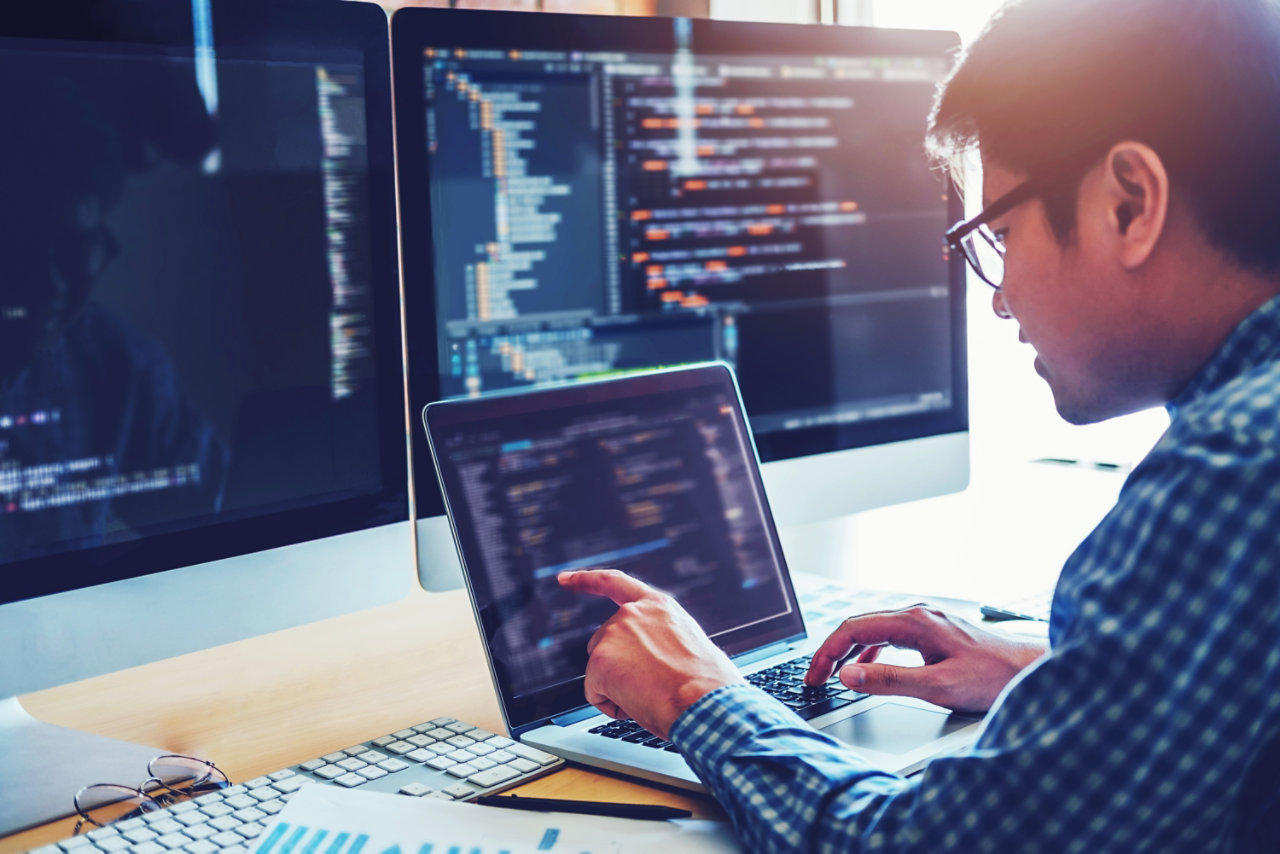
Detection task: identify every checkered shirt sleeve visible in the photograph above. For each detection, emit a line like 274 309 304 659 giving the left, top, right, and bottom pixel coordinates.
670 295 1280 853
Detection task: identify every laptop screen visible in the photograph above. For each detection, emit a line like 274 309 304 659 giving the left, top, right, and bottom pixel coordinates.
425 364 806 728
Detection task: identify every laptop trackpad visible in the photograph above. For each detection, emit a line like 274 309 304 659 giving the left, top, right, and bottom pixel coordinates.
820 703 971 755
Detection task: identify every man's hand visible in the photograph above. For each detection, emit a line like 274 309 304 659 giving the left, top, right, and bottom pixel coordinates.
804 606 1047 714
558 569 744 740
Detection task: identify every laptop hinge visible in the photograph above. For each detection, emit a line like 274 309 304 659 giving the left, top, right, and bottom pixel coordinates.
550 705 599 727
732 639 799 669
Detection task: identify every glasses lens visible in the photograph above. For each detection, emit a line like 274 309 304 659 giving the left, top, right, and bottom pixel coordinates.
146 754 229 796
74 784 160 830
962 226 1005 288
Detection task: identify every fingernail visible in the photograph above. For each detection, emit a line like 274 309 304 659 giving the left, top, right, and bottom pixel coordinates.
841 665 865 686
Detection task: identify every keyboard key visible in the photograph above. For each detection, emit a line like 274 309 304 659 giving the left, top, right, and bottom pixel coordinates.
485 736 515 749
267 770 296 782
445 735 476 749
392 729 417 739
357 766 388 780
467 742 495 756
222 795 257 811
446 763 479 778
442 783 475 799
272 776 309 794
235 822 266 839
95 838 130 853
407 734 436 748
426 756 455 771
209 832 244 848
468 766 519 788
507 757 539 774
257 799 286 816
183 825 217 841
357 751 388 764
130 842 165 854
186 840 220 854
507 743 559 766
313 764 344 780
385 740 417 755
371 735 396 747
335 773 366 788
399 782 434 797
121 828 159 844
149 819 185 836
445 749 478 764
796 696 854 721
446 722 475 734
244 777 272 790
426 728 454 740
156 832 192 849
231 807 266 823
322 752 347 763
298 759 325 772
207 816 242 833
378 758 410 773
337 757 367 772
406 747 435 763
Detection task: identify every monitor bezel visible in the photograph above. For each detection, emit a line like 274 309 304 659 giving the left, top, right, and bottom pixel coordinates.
391 8 968 522
0 0 407 605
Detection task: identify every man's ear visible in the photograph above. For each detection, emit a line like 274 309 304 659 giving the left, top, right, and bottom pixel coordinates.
1104 142 1169 269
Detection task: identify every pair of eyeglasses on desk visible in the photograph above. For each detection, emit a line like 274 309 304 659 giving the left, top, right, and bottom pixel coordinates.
73 754 229 835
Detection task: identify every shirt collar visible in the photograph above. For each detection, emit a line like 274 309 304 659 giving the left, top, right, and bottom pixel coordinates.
1169 292 1280 413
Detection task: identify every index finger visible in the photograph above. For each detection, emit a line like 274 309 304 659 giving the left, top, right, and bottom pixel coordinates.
558 568 657 605
806 609 935 684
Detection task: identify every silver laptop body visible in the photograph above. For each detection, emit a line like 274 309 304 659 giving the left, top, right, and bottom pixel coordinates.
423 363 980 791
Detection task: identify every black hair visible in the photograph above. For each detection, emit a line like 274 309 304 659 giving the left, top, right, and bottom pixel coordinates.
927 0 1280 275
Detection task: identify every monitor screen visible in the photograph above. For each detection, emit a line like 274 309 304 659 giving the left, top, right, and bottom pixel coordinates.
0 1 406 605
394 10 966 525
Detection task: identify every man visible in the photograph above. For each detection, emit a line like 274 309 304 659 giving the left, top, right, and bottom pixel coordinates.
559 0 1280 850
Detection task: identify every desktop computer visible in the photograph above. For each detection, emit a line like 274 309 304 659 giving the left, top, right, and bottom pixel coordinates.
390 9 970 591
0 0 411 834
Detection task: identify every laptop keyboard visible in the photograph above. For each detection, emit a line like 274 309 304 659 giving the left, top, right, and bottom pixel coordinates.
35 718 562 854
588 655 868 749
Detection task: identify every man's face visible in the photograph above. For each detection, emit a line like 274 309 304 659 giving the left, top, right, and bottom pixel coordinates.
982 160 1151 425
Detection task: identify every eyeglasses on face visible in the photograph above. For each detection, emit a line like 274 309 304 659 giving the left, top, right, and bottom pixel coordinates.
73 754 229 835
944 177 1040 289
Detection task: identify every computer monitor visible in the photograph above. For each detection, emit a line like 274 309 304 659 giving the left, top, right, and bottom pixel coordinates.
0 0 409 832
392 9 968 591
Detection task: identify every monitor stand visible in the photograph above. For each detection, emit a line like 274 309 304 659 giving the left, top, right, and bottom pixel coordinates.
0 696 162 836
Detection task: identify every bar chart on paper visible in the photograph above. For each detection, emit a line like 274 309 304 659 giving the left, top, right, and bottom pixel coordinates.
253 820 601 854
249 786 740 854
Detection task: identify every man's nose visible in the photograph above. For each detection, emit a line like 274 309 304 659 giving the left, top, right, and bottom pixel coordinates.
992 288 1012 319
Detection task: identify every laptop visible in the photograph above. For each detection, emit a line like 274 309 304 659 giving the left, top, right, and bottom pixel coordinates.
423 363 981 791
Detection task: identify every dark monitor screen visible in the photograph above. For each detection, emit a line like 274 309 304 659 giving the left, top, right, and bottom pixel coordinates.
0 1 405 603
393 10 966 519
424 364 804 725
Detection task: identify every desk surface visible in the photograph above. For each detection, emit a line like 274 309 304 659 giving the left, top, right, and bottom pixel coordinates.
4 587 722 853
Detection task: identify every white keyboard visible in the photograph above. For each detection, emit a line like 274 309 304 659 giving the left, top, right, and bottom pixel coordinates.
33 717 563 854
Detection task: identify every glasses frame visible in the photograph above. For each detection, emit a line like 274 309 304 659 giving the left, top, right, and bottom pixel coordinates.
944 177 1040 289
72 754 229 835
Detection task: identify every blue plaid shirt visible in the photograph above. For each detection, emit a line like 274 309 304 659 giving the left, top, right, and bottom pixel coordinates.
671 294 1280 853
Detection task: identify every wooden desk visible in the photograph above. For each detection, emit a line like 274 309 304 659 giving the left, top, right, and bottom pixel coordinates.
3 588 721 853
